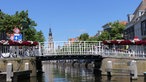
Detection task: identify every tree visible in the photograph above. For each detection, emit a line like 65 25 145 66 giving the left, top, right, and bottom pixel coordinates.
97 31 110 41
0 10 45 42
87 36 98 41
110 21 125 40
35 31 45 42
0 10 29 33
24 27 36 41
78 33 89 41
97 21 126 41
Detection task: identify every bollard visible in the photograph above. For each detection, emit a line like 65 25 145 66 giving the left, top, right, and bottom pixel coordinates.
130 60 137 79
106 61 112 80
144 72 146 82
6 63 13 82
25 62 29 70
107 61 112 69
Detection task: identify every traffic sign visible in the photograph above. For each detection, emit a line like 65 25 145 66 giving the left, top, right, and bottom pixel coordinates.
14 34 22 41
13 28 20 34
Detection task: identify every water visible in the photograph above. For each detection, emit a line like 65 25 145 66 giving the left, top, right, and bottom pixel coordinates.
39 61 145 82
22 61 145 82
40 62 97 82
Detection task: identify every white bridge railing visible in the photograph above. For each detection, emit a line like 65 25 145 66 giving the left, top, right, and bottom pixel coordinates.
0 40 39 58
40 41 146 59
0 41 146 59
41 41 103 55
0 46 40 58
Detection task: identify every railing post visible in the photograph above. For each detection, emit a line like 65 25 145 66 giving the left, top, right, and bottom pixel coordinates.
53 41 55 54
101 42 104 56
16 46 19 57
69 41 71 54
38 42 42 56
92 45 94 54
99 41 101 55
79 42 81 54
84 41 86 55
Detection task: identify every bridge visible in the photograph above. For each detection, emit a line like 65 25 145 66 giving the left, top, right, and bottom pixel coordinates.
0 40 145 81
0 40 145 60
0 40 146 78
38 41 146 60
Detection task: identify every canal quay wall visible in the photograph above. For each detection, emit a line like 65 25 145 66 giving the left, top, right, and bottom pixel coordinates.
101 58 146 76
0 57 37 77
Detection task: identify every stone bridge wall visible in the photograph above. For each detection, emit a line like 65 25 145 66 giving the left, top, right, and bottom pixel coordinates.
101 58 146 75
0 57 36 76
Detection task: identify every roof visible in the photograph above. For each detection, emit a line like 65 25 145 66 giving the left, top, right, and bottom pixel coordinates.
131 0 146 22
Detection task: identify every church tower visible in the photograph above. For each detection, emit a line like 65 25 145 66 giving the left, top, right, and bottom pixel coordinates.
48 28 53 42
48 28 54 53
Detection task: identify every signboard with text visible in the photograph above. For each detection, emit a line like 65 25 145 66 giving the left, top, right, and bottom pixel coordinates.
14 34 22 41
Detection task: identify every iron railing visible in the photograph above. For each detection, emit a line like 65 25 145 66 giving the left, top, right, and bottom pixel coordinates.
40 41 146 59
0 45 39 58
40 41 103 55
0 41 146 59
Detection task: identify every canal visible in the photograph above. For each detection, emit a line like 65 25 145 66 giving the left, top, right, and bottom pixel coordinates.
21 61 145 82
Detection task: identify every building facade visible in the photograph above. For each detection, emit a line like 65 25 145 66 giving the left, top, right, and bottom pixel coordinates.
124 0 146 40
95 31 102 37
102 23 112 32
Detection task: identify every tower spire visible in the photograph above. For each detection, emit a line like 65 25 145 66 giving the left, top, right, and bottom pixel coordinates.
49 28 52 36
48 28 53 42
48 28 54 53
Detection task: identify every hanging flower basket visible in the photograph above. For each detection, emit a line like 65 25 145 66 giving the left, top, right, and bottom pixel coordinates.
119 40 133 45
103 40 146 45
0 40 38 46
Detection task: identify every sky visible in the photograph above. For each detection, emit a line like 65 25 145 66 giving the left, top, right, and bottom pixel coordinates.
0 0 142 42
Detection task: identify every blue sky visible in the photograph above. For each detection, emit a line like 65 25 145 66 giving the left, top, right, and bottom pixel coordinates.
0 0 141 41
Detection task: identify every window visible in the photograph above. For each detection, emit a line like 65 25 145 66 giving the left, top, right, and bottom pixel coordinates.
125 26 134 40
141 20 146 35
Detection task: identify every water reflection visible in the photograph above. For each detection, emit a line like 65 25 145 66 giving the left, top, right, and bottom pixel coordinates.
29 61 145 82
41 61 97 82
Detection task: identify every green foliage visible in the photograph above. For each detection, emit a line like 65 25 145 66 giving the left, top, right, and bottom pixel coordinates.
77 21 126 41
0 10 45 42
97 21 126 41
24 27 36 41
97 31 110 41
78 33 89 41
110 21 125 40
0 10 29 33
35 31 45 42
87 36 98 41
